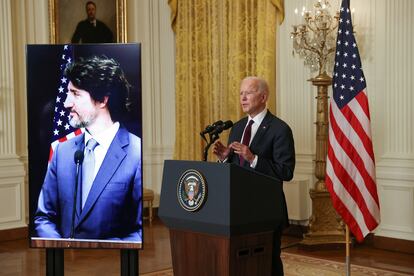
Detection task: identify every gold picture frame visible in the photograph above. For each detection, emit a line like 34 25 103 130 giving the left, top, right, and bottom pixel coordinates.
48 0 127 44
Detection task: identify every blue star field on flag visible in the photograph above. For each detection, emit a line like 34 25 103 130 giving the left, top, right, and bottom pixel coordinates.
332 0 366 109
51 45 77 143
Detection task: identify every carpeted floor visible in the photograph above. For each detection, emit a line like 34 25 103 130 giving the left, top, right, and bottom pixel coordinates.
141 252 412 276
281 252 410 276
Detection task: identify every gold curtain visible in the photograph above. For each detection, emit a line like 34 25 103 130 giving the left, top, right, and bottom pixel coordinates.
169 0 284 161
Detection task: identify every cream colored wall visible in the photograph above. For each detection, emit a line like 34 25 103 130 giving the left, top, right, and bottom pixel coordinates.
126 0 175 206
278 0 414 241
0 0 42 230
0 0 412 242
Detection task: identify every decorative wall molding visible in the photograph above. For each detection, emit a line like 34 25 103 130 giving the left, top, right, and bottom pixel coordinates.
0 0 17 156
375 182 414 240
0 157 26 230
19 155 29 224
143 145 174 166
284 179 311 221
0 0 27 231
373 234 414 255
11 1 28 159
376 157 414 181
383 0 414 158
294 154 315 176
142 145 174 207
0 157 25 178
0 226 28 242
0 181 22 224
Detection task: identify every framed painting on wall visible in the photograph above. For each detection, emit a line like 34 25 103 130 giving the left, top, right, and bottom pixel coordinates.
48 0 127 44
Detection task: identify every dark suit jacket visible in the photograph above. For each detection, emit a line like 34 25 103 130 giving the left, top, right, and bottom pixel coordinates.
227 110 295 228
34 127 142 241
71 19 113 43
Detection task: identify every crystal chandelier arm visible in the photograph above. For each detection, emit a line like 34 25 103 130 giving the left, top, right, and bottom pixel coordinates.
327 18 340 35
306 19 317 33
326 47 335 56
291 0 340 73
301 37 321 56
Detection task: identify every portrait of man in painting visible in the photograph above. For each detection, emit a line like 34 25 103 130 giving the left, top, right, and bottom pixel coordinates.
50 0 123 44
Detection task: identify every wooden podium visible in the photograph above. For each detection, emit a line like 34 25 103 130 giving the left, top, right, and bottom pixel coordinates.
159 160 286 276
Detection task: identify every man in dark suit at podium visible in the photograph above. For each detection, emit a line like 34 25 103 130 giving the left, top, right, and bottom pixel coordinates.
213 76 295 275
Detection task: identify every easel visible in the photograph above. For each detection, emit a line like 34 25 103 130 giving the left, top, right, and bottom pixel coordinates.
121 249 139 276
46 248 64 276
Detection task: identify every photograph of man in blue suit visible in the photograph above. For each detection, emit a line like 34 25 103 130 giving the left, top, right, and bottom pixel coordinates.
34 55 142 242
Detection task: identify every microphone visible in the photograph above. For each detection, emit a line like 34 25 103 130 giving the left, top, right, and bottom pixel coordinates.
74 150 84 165
201 120 233 161
200 120 223 135
211 120 233 135
71 150 84 238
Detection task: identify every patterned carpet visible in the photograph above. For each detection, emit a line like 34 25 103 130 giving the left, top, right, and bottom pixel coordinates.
281 252 409 276
141 252 410 275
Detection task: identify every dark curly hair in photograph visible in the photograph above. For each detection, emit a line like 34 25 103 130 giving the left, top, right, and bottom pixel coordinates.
64 55 131 122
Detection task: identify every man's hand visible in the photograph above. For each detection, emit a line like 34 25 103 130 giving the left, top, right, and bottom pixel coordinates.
213 141 231 161
230 142 255 163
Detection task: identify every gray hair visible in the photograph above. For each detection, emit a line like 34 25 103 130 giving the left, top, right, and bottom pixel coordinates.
242 76 269 94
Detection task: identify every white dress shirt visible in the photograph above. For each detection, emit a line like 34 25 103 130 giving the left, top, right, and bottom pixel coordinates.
84 122 120 181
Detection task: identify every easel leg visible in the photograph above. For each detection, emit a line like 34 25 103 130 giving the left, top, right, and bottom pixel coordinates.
46 248 64 276
121 249 139 276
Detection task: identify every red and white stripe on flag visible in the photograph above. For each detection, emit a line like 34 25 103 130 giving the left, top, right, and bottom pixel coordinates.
49 128 84 162
326 0 380 242
48 44 84 162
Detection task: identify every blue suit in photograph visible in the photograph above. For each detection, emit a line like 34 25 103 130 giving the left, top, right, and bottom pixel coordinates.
34 127 142 241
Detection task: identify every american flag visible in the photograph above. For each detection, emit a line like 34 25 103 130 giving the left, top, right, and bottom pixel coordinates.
325 0 380 242
49 45 83 161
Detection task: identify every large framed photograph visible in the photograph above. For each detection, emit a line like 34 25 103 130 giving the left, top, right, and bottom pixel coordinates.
48 0 127 43
27 44 142 249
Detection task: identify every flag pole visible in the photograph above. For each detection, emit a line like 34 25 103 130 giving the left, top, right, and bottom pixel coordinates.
346 225 351 276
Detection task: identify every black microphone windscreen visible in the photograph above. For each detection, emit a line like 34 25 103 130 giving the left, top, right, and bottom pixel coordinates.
222 120 233 129
201 120 224 135
74 150 84 165
211 120 233 135
213 120 224 127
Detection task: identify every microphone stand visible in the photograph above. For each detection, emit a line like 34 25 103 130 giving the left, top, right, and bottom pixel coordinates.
201 132 220 161
70 160 81 239
200 120 232 161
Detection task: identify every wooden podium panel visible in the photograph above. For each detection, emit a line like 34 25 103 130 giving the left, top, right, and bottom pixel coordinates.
169 229 273 276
